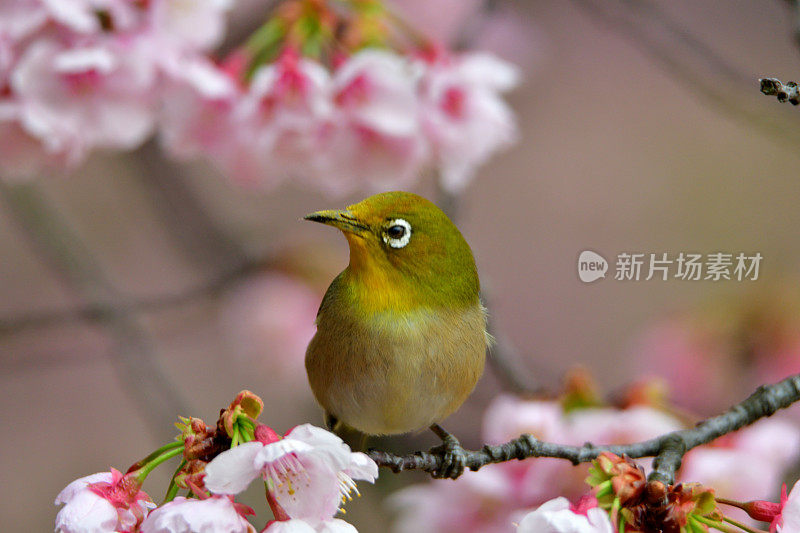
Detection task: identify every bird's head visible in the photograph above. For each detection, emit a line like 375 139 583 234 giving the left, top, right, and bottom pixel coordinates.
304 191 480 308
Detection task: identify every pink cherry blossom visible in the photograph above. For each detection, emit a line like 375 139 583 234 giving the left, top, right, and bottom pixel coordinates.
628 319 734 413
41 0 142 34
482 395 568 445
148 0 233 51
229 49 332 188
777 480 800 533
204 424 378 524
139 495 255 533
678 418 800 502
264 518 358 533
11 37 157 165
419 51 518 192
390 464 527 533
479 395 587 506
565 406 683 446
158 52 240 161
321 49 427 194
219 272 318 379
55 470 154 533
0 0 48 42
516 496 614 533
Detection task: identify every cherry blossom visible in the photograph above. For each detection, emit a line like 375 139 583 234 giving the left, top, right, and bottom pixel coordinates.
219 272 319 378
0 0 48 42
322 49 427 194
678 418 800 502
419 51 518 192
516 496 614 533
566 405 684 446
41 0 141 35
11 37 157 165
147 0 234 51
158 52 240 161
55 470 153 533
139 495 255 533
264 518 359 533
482 395 569 445
776 481 800 533
204 423 378 524
390 464 530 533
230 49 332 187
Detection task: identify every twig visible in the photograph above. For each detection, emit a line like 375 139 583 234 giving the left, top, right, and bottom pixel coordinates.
368 373 800 483
760 77 800 105
568 0 800 151
0 181 191 440
0 258 261 335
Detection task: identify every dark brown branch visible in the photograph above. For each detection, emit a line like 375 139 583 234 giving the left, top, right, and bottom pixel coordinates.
760 77 800 105
368 373 800 484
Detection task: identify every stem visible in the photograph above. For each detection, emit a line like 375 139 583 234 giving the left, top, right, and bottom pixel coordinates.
127 441 184 473
722 516 769 533
138 447 184 479
162 459 187 504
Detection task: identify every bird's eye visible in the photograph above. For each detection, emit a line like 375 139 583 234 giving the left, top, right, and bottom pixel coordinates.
387 225 405 239
382 219 412 248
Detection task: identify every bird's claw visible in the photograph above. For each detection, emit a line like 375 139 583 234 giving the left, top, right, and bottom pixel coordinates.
429 430 467 479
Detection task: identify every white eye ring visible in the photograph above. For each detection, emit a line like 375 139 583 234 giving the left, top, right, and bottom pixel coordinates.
383 218 412 248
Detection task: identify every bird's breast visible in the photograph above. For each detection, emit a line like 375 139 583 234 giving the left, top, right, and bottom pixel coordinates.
305 301 488 435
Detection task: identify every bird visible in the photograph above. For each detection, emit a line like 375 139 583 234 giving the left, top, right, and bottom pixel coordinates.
303 191 490 478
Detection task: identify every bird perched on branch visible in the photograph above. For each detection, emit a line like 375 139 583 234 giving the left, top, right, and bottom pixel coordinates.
304 191 490 478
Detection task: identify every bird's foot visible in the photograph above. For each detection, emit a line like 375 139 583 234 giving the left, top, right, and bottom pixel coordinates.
428 424 467 479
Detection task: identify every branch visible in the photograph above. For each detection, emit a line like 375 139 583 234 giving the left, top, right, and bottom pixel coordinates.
760 77 800 105
0 258 261 335
367 373 800 484
568 0 800 151
0 181 192 441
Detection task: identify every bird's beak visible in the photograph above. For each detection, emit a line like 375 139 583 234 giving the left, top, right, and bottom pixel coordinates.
303 209 370 236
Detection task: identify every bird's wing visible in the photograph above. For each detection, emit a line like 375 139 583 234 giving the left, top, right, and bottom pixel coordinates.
316 271 346 318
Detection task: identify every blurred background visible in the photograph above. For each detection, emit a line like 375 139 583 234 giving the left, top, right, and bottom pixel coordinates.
3 0 800 531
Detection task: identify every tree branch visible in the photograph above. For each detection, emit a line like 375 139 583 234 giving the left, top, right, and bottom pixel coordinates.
0 258 261 335
760 77 800 105
367 373 800 484
0 181 192 441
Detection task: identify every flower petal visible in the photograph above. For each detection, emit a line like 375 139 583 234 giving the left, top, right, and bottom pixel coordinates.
205 442 264 495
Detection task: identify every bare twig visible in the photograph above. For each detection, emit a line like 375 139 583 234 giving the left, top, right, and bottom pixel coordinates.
760 77 800 105
568 0 800 150
0 181 191 440
368 373 800 483
0 258 261 335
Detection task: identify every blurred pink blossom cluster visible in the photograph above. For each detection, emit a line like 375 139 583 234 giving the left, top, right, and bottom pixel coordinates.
0 0 232 179
161 46 518 194
630 295 800 415
1 1 519 194
391 394 800 533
